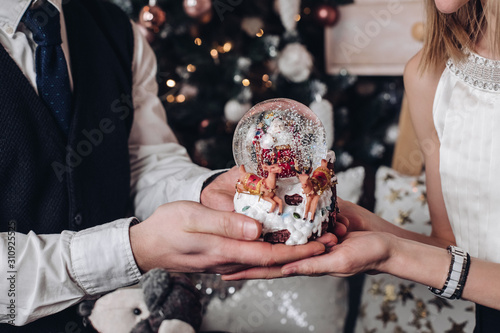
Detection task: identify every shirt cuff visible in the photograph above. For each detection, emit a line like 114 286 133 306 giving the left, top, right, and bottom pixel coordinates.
69 217 142 295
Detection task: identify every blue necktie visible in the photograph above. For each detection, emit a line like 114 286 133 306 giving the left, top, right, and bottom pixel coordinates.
22 3 72 134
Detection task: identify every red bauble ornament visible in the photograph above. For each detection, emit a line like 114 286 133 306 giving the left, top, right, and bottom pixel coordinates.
183 0 213 23
313 4 339 27
138 5 166 33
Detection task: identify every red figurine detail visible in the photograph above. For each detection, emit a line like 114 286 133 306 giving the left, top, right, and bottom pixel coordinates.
236 163 284 214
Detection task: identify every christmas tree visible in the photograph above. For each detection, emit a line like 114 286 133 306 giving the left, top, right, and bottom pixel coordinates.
113 0 403 179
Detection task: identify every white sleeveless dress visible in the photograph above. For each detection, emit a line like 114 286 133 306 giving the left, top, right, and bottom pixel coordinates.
434 52 500 263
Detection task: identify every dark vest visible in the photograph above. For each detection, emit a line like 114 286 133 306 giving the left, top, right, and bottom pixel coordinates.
0 0 134 331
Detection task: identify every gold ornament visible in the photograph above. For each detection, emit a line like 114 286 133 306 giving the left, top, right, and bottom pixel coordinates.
411 22 426 42
384 284 397 302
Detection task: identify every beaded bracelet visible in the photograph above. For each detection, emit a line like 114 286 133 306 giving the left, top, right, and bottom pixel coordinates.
428 245 469 300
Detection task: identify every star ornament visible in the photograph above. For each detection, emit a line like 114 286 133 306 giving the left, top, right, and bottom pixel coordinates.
395 210 413 225
376 302 398 327
411 178 425 187
414 300 428 319
387 188 403 203
384 173 395 182
369 279 383 296
445 318 469 333
398 283 415 305
419 191 428 205
359 303 367 318
428 296 453 313
393 326 406 333
410 299 429 329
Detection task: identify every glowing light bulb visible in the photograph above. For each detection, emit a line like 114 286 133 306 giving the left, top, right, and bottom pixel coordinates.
223 42 232 52
176 94 186 103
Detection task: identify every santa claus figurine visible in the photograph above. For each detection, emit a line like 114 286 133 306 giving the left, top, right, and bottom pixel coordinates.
256 118 298 178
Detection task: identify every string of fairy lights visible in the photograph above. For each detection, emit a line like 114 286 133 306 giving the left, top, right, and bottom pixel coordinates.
160 10 306 105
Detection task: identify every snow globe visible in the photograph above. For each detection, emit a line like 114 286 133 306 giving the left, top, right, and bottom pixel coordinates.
233 98 338 245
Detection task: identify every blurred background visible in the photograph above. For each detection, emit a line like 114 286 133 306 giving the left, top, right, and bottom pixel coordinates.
112 0 405 179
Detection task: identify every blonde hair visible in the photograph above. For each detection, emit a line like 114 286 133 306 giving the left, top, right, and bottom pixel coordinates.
420 0 500 71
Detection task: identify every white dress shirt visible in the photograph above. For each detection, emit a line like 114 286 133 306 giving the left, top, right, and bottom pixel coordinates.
0 0 220 325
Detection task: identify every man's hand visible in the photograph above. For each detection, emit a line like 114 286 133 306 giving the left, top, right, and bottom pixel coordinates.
129 201 327 275
200 167 239 211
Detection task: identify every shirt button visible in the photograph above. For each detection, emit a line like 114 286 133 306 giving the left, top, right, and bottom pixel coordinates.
74 213 83 226
5 26 13 35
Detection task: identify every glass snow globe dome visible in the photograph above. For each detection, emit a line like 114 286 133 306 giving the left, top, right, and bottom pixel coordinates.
232 98 327 178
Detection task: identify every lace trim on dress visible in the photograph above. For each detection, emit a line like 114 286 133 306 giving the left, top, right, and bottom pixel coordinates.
447 51 500 92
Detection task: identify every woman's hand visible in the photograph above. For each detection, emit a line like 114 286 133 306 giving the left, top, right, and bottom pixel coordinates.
337 198 374 232
325 197 374 241
222 231 395 280
200 167 239 212
281 231 394 277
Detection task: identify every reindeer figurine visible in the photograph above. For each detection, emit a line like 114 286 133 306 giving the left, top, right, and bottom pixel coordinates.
236 162 283 214
296 159 334 222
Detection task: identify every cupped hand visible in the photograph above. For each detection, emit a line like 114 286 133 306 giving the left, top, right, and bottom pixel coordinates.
337 197 373 232
329 212 349 239
129 201 327 275
200 167 239 212
281 231 394 277
223 231 394 280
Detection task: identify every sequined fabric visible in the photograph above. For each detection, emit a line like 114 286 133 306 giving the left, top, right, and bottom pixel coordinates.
446 52 500 92
198 275 347 333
